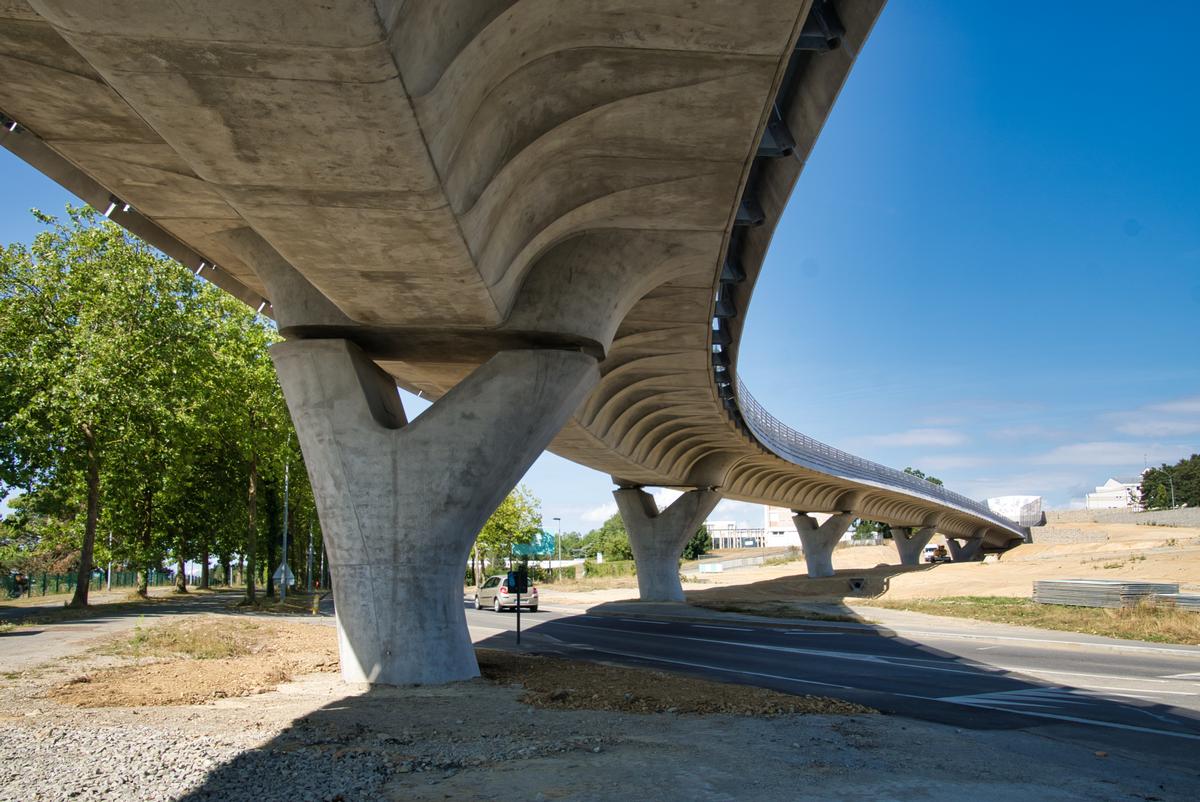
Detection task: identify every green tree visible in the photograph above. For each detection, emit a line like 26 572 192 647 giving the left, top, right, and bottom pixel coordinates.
474 484 542 582
583 513 633 561
1 207 305 605
0 207 210 605
903 466 944 486
681 524 711 560
1141 455 1200 509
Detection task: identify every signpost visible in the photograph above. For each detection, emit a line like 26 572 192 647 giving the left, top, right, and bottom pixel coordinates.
273 562 295 588
506 566 529 645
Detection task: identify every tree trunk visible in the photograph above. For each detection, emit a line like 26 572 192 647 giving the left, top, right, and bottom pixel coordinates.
174 547 188 593
134 484 154 597
68 423 100 608
472 543 481 588
265 483 279 599
243 454 258 604
200 542 210 590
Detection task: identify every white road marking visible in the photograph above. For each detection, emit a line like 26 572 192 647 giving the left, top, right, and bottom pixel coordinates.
1164 672 1200 680
991 667 1171 684
889 627 1200 656
693 625 754 632
571 646 1200 742
619 618 667 625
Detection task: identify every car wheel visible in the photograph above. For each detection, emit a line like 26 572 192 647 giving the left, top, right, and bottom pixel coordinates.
493 597 502 613
529 605 538 613
473 595 481 610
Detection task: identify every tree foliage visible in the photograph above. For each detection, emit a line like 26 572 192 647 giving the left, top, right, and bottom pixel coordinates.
476 484 542 561
0 207 315 604
681 524 710 560
903 466 943 486
582 513 633 561
1141 455 1200 509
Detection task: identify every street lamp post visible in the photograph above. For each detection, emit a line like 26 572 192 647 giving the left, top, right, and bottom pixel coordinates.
553 517 562 572
306 518 314 594
280 436 290 602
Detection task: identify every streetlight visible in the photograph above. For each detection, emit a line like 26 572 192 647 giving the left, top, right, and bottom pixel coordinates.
280 433 291 602
553 517 562 572
1162 471 1177 509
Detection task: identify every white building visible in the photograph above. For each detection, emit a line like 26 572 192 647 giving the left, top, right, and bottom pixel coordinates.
986 495 1045 526
1085 477 1142 511
763 505 853 548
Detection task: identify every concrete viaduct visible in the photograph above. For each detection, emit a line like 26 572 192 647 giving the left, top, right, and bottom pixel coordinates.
0 0 1028 684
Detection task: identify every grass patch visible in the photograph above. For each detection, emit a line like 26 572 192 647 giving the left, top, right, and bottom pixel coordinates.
870 596 1200 645
104 617 260 660
0 621 15 634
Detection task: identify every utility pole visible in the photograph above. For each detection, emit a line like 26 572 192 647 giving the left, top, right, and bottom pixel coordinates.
553 516 562 572
106 531 113 592
280 437 290 602
306 517 314 593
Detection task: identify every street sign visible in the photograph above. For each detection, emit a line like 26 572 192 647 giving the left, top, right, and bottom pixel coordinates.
273 562 295 585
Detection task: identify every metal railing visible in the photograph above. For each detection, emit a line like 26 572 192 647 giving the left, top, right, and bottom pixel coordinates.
2 570 193 599
732 376 1024 535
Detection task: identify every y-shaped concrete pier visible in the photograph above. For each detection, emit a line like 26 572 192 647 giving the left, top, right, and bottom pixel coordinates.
792 511 856 577
273 339 597 684
613 487 721 602
892 525 937 566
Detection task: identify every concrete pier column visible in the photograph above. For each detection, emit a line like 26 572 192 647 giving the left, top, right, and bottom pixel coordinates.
946 538 984 562
272 339 597 685
792 512 855 577
893 526 936 566
613 487 722 602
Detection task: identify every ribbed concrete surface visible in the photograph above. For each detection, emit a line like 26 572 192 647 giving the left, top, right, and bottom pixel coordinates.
0 1 1025 544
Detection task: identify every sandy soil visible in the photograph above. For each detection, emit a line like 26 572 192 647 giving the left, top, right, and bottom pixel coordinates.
48 616 339 707
540 521 1200 610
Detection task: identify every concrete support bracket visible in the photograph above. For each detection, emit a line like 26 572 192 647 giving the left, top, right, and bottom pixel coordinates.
272 338 598 685
614 487 722 602
791 511 855 577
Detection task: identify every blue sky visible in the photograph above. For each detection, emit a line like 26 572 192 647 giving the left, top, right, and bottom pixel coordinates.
2 1 1197 531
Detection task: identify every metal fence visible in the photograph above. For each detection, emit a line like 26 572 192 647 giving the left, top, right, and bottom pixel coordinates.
2 569 192 599
732 377 1024 536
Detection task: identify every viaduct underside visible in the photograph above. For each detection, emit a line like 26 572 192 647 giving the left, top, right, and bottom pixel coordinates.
0 0 1027 683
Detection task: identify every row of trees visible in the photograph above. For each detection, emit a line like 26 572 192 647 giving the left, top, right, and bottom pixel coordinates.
1141 455 1200 509
1 207 711 603
0 207 317 607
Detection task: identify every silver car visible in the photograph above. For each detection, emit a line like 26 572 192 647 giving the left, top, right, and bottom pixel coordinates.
474 574 538 612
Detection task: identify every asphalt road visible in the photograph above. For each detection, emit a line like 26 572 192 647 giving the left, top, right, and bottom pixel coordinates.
466 602 1200 764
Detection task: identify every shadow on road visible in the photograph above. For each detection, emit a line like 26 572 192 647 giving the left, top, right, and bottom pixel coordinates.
168 598 1200 801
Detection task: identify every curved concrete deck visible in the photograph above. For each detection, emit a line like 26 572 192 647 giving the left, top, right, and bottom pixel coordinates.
0 0 1025 549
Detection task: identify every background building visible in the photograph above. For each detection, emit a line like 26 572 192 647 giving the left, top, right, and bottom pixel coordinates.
1085 477 1142 511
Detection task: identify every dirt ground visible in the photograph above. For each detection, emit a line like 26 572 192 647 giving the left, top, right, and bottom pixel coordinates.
4 614 1195 801
538 521 1200 612
42 615 865 717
